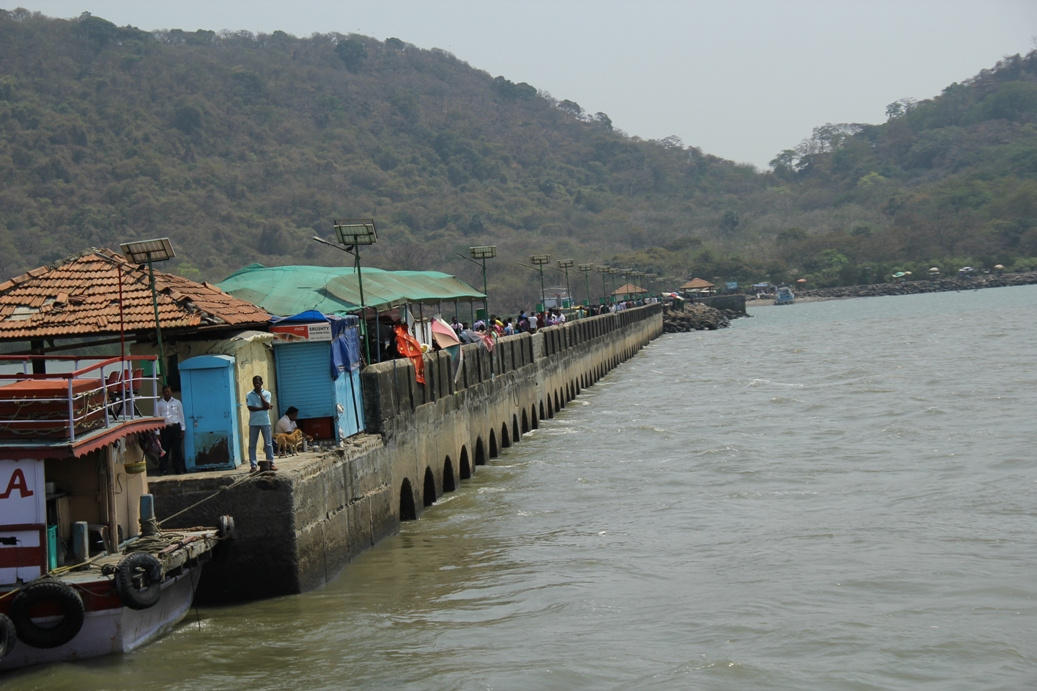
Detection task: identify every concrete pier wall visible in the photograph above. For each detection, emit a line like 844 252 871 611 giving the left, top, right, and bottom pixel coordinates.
695 294 747 313
152 304 662 603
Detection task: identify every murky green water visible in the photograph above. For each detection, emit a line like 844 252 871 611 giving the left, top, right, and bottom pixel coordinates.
7 285 1037 690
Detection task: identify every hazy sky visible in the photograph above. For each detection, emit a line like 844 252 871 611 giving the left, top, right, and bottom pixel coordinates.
8 0 1036 168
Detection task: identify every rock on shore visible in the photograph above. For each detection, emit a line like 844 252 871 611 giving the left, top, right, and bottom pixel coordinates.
663 304 743 332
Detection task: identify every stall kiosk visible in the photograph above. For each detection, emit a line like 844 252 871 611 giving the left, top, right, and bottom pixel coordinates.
271 312 365 444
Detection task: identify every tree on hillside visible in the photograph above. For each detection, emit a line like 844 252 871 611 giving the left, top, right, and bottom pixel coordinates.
1 11 1036 304
335 38 367 72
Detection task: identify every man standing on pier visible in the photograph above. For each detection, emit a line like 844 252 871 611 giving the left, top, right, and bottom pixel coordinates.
246 375 276 472
156 385 186 475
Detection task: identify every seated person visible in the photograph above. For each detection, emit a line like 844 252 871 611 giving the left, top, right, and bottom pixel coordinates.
276 406 299 435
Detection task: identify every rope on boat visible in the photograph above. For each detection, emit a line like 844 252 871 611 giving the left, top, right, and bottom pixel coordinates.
0 553 110 602
133 518 193 552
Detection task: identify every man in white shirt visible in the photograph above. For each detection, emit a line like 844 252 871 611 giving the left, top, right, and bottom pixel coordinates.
246 375 275 471
276 406 299 435
156 385 186 475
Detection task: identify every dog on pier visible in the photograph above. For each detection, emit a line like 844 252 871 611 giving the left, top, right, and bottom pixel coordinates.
275 428 312 457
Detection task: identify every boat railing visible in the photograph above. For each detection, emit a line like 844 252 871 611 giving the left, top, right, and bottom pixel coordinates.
0 355 160 444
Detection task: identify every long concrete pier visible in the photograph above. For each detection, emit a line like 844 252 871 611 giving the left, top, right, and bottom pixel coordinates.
151 304 663 603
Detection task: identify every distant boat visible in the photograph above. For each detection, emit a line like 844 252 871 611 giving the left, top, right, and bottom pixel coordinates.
774 286 795 305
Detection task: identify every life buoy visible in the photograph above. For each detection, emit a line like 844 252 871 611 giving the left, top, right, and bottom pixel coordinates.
0 613 16 662
114 552 163 610
10 580 85 649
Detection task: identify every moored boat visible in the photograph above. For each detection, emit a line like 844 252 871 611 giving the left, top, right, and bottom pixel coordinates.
0 355 231 671
774 285 795 305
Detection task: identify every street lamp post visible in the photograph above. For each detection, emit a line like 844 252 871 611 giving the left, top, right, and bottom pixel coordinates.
597 266 610 306
609 268 620 303
469 245 496 319
332 218 378 364
120 238 175 386
578 263 594 307
557 259 574 309
530 254 550 310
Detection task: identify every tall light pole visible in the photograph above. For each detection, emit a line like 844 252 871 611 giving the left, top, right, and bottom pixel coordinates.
333 218 378 364
609 268 620 303
530 254 550 310
557 259 574 309
469 245 496 319
120 237 175 386
578 263 594 307
597 266 610 306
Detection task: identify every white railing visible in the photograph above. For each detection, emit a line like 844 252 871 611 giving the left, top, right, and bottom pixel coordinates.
0 355 160 444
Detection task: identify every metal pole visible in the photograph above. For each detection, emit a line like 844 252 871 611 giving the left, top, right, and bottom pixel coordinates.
481 257 489 317
147 259 166 386
354 249 370 365
538 266 546 310
563 266 571 309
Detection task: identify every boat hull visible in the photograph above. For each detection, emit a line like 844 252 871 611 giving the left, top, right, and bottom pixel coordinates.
0 567 198 670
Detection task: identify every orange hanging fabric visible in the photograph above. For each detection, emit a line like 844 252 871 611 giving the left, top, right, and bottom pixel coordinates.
394 324 425 384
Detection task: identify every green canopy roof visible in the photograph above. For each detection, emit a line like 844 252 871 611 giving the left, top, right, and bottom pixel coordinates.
217 264 484 317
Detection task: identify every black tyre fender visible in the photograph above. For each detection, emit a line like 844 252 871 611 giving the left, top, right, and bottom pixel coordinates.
217 515 236 541
0 612 16 661
114 552 163 610
10 580 85 649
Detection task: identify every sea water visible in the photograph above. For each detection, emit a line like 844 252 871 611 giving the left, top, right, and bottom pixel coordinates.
7 285 1037 690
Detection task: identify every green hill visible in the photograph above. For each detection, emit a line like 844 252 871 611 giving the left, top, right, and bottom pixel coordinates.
1 9 1036 311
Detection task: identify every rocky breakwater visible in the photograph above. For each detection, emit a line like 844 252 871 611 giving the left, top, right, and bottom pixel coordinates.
796 270 1037 301
663 303 744 332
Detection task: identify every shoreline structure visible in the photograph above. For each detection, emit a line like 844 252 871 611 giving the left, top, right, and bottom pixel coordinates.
151 303 663 603
750 270 1037 305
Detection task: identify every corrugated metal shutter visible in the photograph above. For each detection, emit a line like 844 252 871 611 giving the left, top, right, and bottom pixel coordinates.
273 342 334 419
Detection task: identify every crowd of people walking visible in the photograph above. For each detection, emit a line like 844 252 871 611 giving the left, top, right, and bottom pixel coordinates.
447 298 657 343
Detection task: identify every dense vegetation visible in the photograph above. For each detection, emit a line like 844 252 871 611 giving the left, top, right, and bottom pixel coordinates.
1 9 1036 311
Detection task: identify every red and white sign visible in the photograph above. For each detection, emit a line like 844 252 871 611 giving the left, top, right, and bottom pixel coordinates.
0 459 46 583
0 459 44 524
270 322 332 342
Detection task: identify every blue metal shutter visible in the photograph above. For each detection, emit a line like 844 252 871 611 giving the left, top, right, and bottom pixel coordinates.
273 342 335 419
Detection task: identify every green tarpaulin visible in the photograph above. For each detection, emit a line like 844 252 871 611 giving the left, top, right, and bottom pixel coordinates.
218 264 485 317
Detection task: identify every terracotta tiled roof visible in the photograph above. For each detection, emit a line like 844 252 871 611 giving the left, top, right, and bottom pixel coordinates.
0 248 271 341
612 283 647 294
680 278 715 290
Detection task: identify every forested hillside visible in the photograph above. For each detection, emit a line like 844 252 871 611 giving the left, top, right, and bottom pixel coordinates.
1 9 1036 310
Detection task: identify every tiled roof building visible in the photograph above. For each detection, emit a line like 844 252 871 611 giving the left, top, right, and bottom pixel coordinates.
680 278 716 291
0 249 270 342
